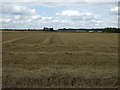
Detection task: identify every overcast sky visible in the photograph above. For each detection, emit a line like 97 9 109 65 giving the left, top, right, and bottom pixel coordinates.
0 0 119 29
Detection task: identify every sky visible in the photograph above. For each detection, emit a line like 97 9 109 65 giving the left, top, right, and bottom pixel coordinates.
0 0 119 29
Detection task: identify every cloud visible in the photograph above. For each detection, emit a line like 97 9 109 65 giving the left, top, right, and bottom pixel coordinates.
29 15 55 22
14 15 22 20
31 15 42 20
2 4 36 15
56 10 97 21
1 0 85 2
42 16 54 21
0 18 11 23
1 1 118 29
111 7 118 13
56 10 80 17
1 0 119 2
86 0 119 2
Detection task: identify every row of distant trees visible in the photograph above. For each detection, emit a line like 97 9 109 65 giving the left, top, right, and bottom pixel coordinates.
102 27 120 33
58 27 120 33
1 27 120 33
1 27 55 32
1 29 43 31
43 27 54 32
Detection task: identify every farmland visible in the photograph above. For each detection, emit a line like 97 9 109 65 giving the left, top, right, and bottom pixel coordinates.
2 31 118 88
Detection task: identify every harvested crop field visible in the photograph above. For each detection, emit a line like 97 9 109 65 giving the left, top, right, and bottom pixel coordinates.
2 31 118 88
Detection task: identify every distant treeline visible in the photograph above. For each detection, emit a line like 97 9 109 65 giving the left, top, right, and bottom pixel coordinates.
102 27 120 33
1 27 120 33
1 29 44 31
58 27 120 33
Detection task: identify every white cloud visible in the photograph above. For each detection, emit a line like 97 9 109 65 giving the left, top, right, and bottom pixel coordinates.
1 0 119 2
56 10 80 17
14 15 21 20
111 7 118 13
110 6 120 16
86 0 119 2
2 4 36 15
56 10 97 21
1 0 85 2
43 16 53 21
1 1 118 29
29 15 54 22
31 15 41 20
0 18 11 23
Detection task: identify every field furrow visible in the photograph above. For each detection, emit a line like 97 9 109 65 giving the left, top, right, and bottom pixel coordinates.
2 32 118 88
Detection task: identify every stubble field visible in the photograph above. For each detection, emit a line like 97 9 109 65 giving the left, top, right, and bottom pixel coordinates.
2 31 118 88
